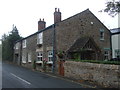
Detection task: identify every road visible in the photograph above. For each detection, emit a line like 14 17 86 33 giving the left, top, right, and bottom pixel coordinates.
2 62 92 88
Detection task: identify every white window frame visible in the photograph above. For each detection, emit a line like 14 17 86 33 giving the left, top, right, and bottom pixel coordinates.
22 55 26 63
28 53 31 62
36 52 43 63
37 33 43 44
22 40 26 48
47 51 53 64
15 43 19 49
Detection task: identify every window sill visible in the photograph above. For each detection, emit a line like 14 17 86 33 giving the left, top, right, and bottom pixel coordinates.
47 61 53 64
100 39 104 41
36 61 43 64
22 61 26 63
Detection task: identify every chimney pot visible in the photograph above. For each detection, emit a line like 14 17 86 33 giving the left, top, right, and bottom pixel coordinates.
55 8 57 12
40 18 41 21
38 18 46 31
54 8 61 23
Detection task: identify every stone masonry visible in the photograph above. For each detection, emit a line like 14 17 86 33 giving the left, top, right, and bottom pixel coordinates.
64 61 120 88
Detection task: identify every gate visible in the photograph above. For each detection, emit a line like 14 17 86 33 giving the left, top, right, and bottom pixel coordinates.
58 60 65 76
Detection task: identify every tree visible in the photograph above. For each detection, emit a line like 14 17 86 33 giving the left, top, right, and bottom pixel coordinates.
2 25 22 62
100 0 120 17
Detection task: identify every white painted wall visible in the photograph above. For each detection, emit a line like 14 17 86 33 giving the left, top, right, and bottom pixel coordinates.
112 34 120 58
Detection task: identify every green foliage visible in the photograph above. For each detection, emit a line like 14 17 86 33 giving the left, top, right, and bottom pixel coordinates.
73 53 80 60
100 0 120 17
2 25 22 62
32 60 36 69
69 59 120 65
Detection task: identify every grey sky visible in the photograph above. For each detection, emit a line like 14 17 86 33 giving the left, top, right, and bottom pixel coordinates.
0 0 118 39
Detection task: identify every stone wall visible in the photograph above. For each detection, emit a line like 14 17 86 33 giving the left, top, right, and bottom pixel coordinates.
64 61 120 88
56 9 111 60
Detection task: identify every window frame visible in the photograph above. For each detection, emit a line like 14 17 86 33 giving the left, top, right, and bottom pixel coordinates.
37 52 43 61
15 43 19 49
100 29 104 40
22 55 26 63
104 50 109 60
37 32 43 44
48 51 53 62
28 53 31 62
22 39 26 48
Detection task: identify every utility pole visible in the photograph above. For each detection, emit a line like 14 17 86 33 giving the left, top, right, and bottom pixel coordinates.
52 24 56 73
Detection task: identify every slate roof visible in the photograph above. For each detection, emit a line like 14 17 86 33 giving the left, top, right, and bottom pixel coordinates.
15 24 54 43
110 28 120 35
67 37 101 53
68 37 90 52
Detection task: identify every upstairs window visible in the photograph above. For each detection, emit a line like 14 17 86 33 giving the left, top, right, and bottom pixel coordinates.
22 40 26 48
15 43 19 49
37 52 43 61
100 29 104 40
37 33 43 44
48 51 53 62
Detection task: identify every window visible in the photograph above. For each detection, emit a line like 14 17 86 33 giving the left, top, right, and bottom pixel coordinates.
28 53 31 62
104 50 109 60
22 55 26 63
37 33 43 44
37 52 43 61
22 40 26 48
115 49 120 58
100 29 104 40
48 51 53 62
15 43 19 49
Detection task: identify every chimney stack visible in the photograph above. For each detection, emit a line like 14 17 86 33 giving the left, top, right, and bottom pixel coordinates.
38 18 46 31
54 8 61 24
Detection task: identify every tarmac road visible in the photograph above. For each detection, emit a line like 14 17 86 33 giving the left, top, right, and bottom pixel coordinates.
2 62 92 88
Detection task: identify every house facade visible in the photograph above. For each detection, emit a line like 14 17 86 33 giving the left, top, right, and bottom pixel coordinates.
14 8 111 72
110 28 120 59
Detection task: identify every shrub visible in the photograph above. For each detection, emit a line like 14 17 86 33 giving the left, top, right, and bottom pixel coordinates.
68 59 120 65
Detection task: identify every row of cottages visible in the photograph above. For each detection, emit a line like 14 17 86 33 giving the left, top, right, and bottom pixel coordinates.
110 28 120 59
14 8 111 72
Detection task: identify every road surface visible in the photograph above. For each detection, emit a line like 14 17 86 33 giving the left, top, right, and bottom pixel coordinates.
2 62 92 88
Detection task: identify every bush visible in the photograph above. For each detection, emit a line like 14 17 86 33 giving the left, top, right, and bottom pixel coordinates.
68 59 120 65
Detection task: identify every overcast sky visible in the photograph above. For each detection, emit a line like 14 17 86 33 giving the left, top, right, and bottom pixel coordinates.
0 0 118 39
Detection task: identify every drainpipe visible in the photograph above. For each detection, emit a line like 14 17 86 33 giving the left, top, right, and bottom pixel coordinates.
52 24 56 73
20 41 22 65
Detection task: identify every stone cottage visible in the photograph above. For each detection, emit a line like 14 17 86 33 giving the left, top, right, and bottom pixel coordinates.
14 8 111 72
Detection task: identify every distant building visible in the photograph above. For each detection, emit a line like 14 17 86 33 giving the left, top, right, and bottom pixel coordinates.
14 8 111 72
110 28 120 59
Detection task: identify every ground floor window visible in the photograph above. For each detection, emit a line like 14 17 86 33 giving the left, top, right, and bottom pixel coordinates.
22 55 26 63
28 53 31 62
115 49 120 58
48 51 53 62
37 52 43 61
104 50 109 60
